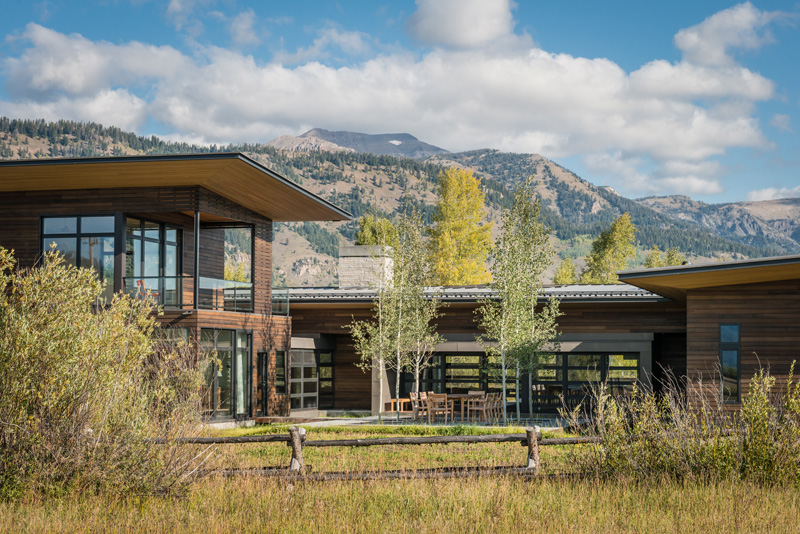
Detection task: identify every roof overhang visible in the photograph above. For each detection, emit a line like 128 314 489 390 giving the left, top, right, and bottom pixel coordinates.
0 153 351 222
618 254 800 300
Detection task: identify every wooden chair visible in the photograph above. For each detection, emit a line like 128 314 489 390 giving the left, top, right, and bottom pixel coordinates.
465 391 486 422
467 393 492 423
426 393 454 424
409 391 428 421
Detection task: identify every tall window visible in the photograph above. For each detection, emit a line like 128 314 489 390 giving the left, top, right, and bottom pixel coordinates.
290 349 318 410
201 329 251 419
720 324 740 404
126 218 182 305
41 215 115 301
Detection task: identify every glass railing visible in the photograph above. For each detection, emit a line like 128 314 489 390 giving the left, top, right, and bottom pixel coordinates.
198 277 253 312
124 276 184 307
272 287 290 316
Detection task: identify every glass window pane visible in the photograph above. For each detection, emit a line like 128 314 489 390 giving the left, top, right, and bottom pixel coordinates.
164 244 178 277
608 369 637 380
80 216 114 234
320 380 333 392
609 354 638 368
126 218 141 237
166 228 178 244
568 369 601 382
304 367 317 379
305 381 317 394
200 329 215 349
534 368 561 381
291 367 302 379
290 397 301 409
722 350 738 378
215 330 233 349
720 325 739 344
319 352 332 364
43 217 77 235
290 382 302 394
126 236 141 277
144 221 160 241
568 354 602 367
320 367 332 379
43 237 77 265
303 396 317 409
144 241 160 277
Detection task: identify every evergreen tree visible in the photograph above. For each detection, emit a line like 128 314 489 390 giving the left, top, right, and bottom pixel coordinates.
553 257 578 285
580 213 637 284
428 168 492 286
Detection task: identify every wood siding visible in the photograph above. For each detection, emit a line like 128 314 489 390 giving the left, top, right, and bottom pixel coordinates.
686 279 800 403
290 298 688 410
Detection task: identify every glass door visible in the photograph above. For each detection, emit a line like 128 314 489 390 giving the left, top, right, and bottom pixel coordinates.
201 329 251 419
290 349 318 410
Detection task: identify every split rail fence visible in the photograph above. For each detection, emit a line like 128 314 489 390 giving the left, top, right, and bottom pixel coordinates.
158 426 604 482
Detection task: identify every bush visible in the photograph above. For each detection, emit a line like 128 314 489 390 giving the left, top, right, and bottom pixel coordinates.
0 248 206 499
562 366 800 486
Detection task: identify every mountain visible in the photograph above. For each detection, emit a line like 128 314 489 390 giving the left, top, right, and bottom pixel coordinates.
1 117 796 287
638 195 800 253
266 128 450 159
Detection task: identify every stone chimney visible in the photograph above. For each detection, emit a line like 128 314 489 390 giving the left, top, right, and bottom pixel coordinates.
338 245 393 288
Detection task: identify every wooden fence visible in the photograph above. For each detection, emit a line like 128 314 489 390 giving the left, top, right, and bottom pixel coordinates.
167 426 603 481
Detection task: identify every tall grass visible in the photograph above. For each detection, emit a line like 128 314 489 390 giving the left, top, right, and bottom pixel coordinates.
562 366 800 485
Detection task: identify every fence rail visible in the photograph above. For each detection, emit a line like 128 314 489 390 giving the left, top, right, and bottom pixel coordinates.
156 425 606 480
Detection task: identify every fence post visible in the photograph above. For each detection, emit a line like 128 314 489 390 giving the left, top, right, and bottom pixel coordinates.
288 426 306 473
525 426 540 473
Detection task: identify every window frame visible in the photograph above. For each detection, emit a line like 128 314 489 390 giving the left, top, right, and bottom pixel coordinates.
719 323 741 404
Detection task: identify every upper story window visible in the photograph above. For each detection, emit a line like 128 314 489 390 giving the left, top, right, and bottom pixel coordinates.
125 218 182 306
42 215 115 301
720 324 741 404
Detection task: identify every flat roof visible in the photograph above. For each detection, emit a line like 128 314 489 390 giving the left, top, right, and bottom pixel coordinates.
0 153 351 222
618 254 800 300
288 283 667 304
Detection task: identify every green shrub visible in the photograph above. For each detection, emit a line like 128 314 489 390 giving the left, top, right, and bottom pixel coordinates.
0 248 206 499
563 366 800 486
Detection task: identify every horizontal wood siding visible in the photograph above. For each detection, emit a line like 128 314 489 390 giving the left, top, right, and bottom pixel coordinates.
686 279 800 403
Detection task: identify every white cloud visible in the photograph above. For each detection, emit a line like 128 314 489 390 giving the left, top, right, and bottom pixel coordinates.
746 185 800 201
407 0 515 49
0 2 787 199
273 28 371 64
770 113 792 132
229 9 260 46
674 2 784 66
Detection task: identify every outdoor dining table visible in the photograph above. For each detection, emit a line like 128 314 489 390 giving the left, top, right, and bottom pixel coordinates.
446 393 472 421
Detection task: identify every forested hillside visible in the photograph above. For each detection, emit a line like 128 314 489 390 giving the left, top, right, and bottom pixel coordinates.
0 117 791 286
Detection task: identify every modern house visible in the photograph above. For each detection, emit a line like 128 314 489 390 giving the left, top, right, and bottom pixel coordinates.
0 153 351 421
2 154 798 420
288 249 800 416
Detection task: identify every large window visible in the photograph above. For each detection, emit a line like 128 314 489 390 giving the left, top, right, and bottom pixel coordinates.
125 218 182 306
720 324 740 404
41 215 115 301
201 329 251 419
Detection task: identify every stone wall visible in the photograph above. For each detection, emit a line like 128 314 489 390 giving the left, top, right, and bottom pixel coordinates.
338 245 393 288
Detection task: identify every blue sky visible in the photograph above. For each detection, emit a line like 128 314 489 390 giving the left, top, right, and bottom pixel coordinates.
1 1 798 203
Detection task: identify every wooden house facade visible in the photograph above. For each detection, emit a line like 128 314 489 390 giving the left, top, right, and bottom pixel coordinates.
0 154 350 420
288 253 800 416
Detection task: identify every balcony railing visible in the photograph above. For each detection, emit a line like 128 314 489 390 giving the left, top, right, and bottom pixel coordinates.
124 276 184 307
124 276 253 312
272 287 290 316
198 276 253 312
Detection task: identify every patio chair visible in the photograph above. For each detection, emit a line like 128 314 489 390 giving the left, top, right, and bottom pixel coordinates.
465 391 486 423
427 393 454 424
409 391 428 421
467 393 493 423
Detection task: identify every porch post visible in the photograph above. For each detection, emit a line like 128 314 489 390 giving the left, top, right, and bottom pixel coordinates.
193 210 200 309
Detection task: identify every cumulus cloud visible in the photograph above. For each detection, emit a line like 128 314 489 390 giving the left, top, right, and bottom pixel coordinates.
770 113 792 132
229 9 260 46
0 2 787 198
746 185 800 201
407 0 515 48
674 2 784 66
